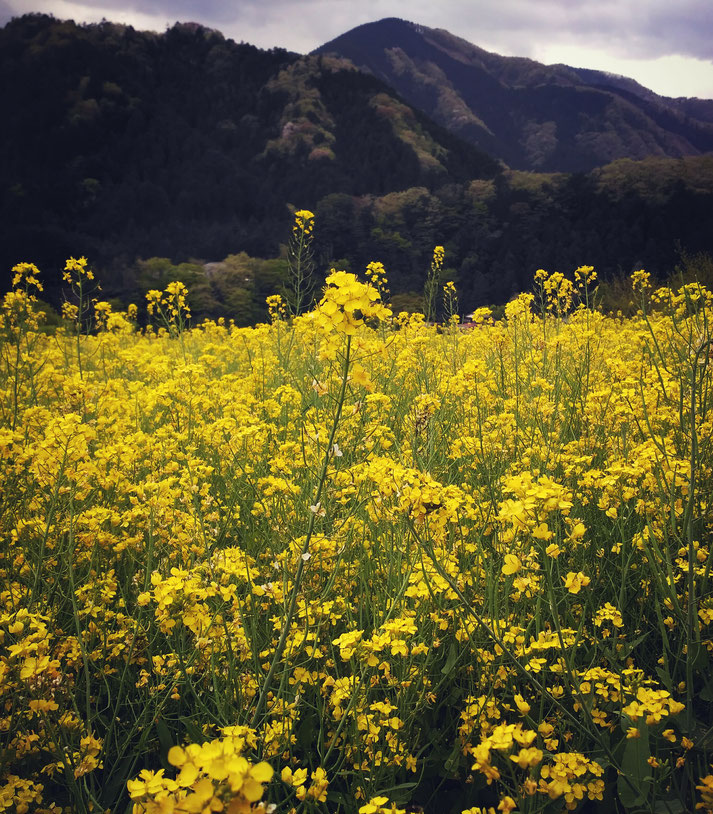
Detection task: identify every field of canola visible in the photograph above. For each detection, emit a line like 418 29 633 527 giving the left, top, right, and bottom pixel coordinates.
1 258 713 814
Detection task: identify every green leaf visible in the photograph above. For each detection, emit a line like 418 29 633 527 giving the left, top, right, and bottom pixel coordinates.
376 780 418 804
179 715 208 744
618 631 650 660
100 753 139 809
617 720 652 809
655 664 673 692
652 798 687 814
690 641 709 670
156 716 174 770
444 739 463 774
326 791 351 806
296 713 316 755
441 641 458 675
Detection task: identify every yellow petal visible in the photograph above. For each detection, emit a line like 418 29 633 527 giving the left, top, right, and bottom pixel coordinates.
167 746 186 767
249 762 273 783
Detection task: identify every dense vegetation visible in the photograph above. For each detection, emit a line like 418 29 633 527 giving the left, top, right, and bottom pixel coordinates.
3 14 713 325
0 13 495 303
2 254 713 813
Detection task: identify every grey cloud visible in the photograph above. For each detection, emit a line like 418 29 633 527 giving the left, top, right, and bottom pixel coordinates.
5 0 241 25
5 0 713 63
451 0 713 62
68 0 238 22
637 1 713 60
0 0 18 24
365 0 713 63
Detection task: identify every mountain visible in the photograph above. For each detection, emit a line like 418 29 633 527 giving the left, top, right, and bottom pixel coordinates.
0 14 498 291
2 13 713 322
314 18 713 172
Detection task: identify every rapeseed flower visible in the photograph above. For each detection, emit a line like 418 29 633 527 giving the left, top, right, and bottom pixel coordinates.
1 257 711 814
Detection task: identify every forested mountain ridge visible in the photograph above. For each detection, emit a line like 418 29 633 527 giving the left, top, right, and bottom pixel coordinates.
314 18 713 172
2 13 713 324
0 13 497 295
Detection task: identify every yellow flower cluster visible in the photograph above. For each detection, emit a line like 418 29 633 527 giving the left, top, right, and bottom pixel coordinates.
359 796 405 814
574 265 597 288
631 268 651 292
265 293 287 322
62 255 95 283
129 732 272 813
542 271 575 314
147 281 191 322
281 765 328 802
11 262 43 292
313 270 391 335
0 258 711 813
698 767 713 813
292 208 314 235
622 687 685 726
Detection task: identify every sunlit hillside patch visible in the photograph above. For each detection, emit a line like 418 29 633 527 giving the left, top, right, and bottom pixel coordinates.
1 254 712 814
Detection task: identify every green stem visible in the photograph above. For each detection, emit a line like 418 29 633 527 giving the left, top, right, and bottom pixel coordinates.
76 278 84 379
249 334 352 728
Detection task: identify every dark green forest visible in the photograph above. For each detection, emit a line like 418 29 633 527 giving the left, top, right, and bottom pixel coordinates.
3 13 713 323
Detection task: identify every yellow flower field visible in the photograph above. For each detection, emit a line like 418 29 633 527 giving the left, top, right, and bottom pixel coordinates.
1 255 712 814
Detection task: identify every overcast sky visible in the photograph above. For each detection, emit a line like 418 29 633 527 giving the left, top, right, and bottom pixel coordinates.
2 0 713 99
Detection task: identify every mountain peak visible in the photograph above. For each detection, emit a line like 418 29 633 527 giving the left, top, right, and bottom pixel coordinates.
315 18 713 172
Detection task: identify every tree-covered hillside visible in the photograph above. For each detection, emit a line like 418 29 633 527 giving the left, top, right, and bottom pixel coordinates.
3 14 713 324
0 14 497 297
